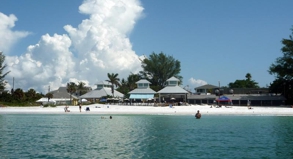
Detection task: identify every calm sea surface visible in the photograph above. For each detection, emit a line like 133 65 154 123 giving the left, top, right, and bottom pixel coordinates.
0 114 293 159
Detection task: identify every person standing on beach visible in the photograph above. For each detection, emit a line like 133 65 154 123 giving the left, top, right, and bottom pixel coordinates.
195 110 201 119
79 103 82 112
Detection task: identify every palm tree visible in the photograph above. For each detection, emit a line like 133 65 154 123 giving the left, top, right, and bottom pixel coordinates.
77 81 86 96
127 73 140 90
45 93 53 102
67 82 77 105
106 73 120 97
245 73 252 81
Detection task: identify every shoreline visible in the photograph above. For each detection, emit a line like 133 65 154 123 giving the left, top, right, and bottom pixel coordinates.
1 104 293 116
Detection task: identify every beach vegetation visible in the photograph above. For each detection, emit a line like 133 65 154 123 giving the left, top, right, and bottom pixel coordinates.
0 87 43 106
12 88 26 101
77 81 87 96
116 78 129 97
228 73 259 88
0 52 10 91
269 26 293 104
67 82 77 105
106 73 121 97
117 73 141 96
45 92 53 102
139 52 182 90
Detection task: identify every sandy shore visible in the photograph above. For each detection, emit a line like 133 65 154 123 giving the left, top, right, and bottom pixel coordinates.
1 104 293 116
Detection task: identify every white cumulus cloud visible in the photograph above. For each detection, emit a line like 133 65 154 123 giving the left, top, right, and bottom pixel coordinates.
188 77 208 88
0 12 30 54
3 0 144 93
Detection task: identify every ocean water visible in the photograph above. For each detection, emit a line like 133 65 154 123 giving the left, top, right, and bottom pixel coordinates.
0 114 293 159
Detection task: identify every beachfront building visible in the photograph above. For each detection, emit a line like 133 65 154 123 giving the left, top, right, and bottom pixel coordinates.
188 86 286 106
79 81 124 103
37 87 79 105
157 76 189 105
194 84 218 95
128 79 156 105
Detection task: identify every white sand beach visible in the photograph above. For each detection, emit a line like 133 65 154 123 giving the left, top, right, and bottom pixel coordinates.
1 104 293 116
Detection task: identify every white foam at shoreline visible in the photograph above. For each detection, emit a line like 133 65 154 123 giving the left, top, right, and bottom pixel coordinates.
0 104 293 116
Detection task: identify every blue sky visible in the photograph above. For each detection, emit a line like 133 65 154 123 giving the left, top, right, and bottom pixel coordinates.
0 0 293 93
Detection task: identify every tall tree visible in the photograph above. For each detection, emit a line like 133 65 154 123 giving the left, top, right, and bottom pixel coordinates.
77 81 86 96
45 92 53 102
25 88 37 101
106 73 120 97
228 73 259 88
0 52 10 91
12 88 25 101
245 73 252 81
117 78 129 96
269 27 293 80
139 52 182 89
127 73 141 90
67 82 77 104
269 27 293 103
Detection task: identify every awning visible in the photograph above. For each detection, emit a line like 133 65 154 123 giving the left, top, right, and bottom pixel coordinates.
216 96 231 102
130 94 154 99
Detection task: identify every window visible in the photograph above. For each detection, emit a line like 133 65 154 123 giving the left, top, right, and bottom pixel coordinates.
169 81 177 85
97 85 103 89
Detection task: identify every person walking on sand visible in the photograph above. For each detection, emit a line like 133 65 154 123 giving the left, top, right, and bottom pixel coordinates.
195 110 201 119
79 103 82 112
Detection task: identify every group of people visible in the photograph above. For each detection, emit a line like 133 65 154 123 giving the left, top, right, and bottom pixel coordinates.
64 105 70 112
63 104 82 112
101 116 112 119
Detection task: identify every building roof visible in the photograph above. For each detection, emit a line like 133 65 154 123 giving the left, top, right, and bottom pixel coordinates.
50 87 78 99
195 84 218 89
158 85 188 94
187 94 286 100
129 87 156 94
79 87 124 98
136 79 151 84
166 76 180 82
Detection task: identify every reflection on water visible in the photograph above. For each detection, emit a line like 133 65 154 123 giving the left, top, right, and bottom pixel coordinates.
0 114 293 158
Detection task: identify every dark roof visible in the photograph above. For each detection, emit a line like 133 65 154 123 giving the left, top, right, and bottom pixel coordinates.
50 87 78 99
195 84 218 89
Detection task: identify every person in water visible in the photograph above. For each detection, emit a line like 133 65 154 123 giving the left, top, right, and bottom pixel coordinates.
195 110 201 119
110 116 112 119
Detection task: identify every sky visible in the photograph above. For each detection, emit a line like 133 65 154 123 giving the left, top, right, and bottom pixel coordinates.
0 0 293 94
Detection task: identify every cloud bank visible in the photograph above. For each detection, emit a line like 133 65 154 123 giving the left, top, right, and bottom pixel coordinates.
2 0 144 93
0 13 30 53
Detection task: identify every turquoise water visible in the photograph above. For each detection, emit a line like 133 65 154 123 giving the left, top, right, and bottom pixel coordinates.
0 114 293 159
